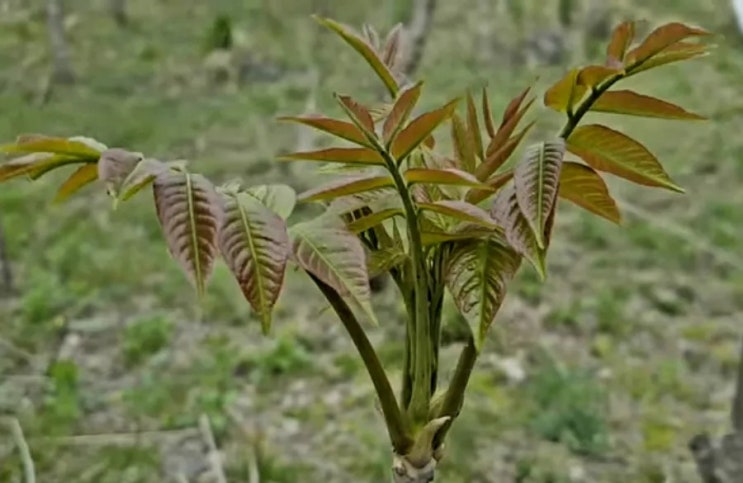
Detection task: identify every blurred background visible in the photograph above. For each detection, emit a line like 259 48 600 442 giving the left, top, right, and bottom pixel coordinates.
1 0 743 481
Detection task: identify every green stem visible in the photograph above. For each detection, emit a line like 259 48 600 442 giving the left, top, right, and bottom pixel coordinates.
432 336 478 450
559 73 623 139
381 149 432 424
310 275 413 453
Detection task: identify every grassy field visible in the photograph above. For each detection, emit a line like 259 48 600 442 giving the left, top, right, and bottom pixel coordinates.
1 0 743 481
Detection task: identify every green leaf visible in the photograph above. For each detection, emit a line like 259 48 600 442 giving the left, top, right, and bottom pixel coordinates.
626 42 709 75
491 185 547 279
54 163 99 202
577 65 620 88
482 87 496 139
404 167 492 189
590 90 705 120
291 217 379 326
278 147 385 166
118 158 171 202
383 81 423 144
418 200 497 228
0 153 83 182
391 98 460 161
277 115 371 147
445 235 521 350
559 162 621 224
98 148 145 198
218 191 290 334
347 208 402 234
297 174 394 202
543 68 587 113
367 246 408 278
451 113 476 173
244 184 297 220
314 16 399 97
153 171 220 296
1 134 103 159
566 124 683 192
513 140 566 248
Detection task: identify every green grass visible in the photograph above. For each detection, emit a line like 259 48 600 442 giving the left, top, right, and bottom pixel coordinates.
1 0 743 481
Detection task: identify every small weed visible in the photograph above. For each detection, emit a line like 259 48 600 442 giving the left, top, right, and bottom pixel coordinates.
122 314 172 366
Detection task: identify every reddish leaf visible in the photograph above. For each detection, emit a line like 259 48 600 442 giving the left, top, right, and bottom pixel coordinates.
315 16 399 96
391 98 460 161
559 162 621 224
577 65 620 88
487 98 535 157
419 200 497 228
591 90 705 120
476 121 534 181
451 113 476 172
567 124 683 192
382 23 404 67
336 95 376 140
404 167 491 189
98 148 144 198
490 185 547 279
501 85 532 127
513 140 566 248
383 81 423 144
54 163 99 202
218 191 290 334
466 170 515 205
606 21 636 67
625 22 709 70
297 174 394 202
277 115 370 147
291 216 378 325
627 42 709 75
482 87 496 139
278 147 385 166
466 91 484 162
544 68 587 113
153 171 220 296
445 235 521 350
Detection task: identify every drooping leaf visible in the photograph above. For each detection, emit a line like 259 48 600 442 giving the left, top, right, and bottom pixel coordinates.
298 174 394 202
277 115 370 147
98 148 144 198
590 90 705 120
466 91 484 162
383 81 423 144
625 22 709 70
218 191 290 334
476 121 534 181
291 217 379 326
244 184 298 220
153 171 220 296
566 124 683 192
544 68 587 113
445 235 521 350
466 170 515 204
606 20 636 67
391 98 460 161
0 153 82 182
335 94 377 142
1 134 103 159
626 42 710 75
314 16 399 96
559 161 621 224
347 208 402 234
404 167 491 189
278 147 385 166
490 185 547 279
54 163 99 202
418 200 497 228
513 140 566 248
118 158 171 202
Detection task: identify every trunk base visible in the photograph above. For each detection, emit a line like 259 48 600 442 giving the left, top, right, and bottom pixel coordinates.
392 453 436 483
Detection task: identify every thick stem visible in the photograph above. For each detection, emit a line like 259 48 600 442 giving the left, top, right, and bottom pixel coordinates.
310 275 413 453
432 336 478 450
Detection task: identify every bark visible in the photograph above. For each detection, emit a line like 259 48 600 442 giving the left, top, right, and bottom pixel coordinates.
399 0 437 78
733 0 743 35
46 0 75 84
